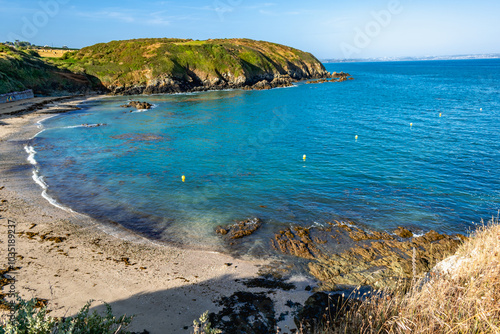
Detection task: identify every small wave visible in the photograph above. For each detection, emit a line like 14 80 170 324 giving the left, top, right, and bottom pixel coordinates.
41 190 74 213
276 84 298 90
30 129 46 139
31 170 74 213
170 91 199 96
25 146 74 213
24 145 37 165
36 115 57 129
62 123 106 128
31 170 48 189
131 105 157 112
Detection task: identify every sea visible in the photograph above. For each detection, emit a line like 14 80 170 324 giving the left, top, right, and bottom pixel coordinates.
27 59 500 251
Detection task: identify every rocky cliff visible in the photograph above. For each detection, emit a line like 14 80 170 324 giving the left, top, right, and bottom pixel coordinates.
58 38 333 95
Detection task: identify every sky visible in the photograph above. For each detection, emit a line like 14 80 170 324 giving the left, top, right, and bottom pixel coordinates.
1 0 499 59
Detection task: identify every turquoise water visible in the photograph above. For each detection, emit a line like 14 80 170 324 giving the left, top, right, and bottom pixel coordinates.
30 60 500 249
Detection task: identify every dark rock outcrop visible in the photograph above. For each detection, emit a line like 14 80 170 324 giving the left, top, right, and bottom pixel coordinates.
216 218 262 240
305 72 353 85
271 221 466 290
120 101 153 109
294 292 357 334
210 291 276 334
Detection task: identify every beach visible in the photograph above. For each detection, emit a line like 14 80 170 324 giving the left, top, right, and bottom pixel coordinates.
0 96 313 333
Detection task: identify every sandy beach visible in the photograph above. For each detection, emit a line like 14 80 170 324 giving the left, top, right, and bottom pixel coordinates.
0 96 314 333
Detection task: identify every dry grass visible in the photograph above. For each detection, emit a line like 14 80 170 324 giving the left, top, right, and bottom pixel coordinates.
35 48 70 58
318 213 500 334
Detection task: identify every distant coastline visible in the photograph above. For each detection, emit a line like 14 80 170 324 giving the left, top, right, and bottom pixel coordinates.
323 53 500 63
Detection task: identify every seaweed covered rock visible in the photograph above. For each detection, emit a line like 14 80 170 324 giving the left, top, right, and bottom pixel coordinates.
216 218 262 239
271 222 466 290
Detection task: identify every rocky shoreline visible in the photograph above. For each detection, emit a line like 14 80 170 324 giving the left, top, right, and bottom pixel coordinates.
214 218 466 291
110 69 336 95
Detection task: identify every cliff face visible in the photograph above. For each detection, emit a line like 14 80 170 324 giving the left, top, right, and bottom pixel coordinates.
60 38 332 95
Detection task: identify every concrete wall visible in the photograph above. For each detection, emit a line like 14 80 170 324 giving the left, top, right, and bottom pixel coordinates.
0 89 34 104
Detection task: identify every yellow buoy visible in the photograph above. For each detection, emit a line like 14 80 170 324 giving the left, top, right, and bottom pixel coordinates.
439 113 442 117
480 108 483 111
303 154 306 161
355 135 358 141
181 175 185 182
410 123 413 127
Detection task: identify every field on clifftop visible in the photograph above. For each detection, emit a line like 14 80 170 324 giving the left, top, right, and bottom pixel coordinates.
0 44 95 95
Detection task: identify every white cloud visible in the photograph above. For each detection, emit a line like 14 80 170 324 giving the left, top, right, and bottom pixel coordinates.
76 9 135 23
148 11 171 26
75 8 174 26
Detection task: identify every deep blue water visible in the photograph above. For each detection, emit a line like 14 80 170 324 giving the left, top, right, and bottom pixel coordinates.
30 59 500 248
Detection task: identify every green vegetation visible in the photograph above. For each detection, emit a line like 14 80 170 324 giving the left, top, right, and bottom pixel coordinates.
0 298 132 334
1 38 329 95
51 38 328 93
0 44 94 95
0 299 224 334
192 311 221 334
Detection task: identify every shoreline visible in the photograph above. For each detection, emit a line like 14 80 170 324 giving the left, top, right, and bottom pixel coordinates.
0 96 315 333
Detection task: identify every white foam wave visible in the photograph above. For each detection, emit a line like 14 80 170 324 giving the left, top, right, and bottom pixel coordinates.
61 124 104 129
63 125 85 129
41 190 74 212
36 115 57 128
131 104 157 112
25 146 74 213
31 170 75 213
277 84 298 89
30 129 46 139
24 145 37 165
31 170 47 189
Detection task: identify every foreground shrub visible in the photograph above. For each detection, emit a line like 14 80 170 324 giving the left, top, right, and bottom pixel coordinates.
0 298 132 334
318 213 500 333
192 311 221 334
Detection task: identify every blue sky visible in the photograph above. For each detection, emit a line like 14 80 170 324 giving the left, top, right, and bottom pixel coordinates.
1 0 499 59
